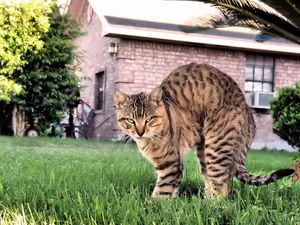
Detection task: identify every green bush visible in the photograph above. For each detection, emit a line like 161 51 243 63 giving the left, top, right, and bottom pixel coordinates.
0 0 83 132
0 0 50 102
271 82 300 151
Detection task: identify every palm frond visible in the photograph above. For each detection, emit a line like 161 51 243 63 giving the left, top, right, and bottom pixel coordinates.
183 0 300 44
219 6 300 42
260 0 300 27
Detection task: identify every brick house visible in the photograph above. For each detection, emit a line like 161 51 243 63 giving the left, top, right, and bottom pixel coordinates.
65 0 300 151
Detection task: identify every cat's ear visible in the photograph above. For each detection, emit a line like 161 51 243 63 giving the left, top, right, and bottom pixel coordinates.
148 87 163 106
113 89 130 109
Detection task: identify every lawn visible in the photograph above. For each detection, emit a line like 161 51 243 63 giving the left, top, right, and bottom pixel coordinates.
0 136 299 225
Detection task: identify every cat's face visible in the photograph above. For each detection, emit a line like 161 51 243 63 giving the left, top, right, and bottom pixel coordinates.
113 88 168 140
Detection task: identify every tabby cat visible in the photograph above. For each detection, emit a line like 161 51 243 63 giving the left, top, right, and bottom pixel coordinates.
113 63 294 199
293 160 300 182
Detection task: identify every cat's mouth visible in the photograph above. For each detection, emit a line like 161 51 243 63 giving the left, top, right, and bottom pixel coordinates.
133 135 149 140
135 136 145 140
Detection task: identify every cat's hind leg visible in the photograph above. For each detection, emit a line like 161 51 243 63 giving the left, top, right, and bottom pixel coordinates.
202 134 237 199
202 108 247 199
196 133 234 198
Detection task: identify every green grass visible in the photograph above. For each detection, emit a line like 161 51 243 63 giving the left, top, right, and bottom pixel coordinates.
0 136 299 225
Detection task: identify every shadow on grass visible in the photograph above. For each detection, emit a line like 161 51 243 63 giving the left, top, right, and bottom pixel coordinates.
179 180 205 199
179 180 245 200
138 179 204 199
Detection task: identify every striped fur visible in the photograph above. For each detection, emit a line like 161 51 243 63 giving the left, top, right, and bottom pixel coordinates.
113 63 294 199
293 160 300 181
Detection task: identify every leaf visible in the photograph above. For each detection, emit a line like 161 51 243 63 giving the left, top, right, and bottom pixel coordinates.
185 0 300 44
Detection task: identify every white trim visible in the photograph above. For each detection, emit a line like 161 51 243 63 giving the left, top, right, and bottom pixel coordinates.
103 25 300 55
87 0 300 56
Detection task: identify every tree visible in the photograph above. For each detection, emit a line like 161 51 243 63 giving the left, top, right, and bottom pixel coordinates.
187 0 300 44
12 4 83 133
0 0 50 101
0 76 22 102
271 83 300 151
0 0 83 135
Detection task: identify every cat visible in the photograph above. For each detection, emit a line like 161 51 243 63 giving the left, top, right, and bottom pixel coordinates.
293 160 300 182
113 63 294 199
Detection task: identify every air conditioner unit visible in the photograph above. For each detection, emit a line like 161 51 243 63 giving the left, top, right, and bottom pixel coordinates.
244 92 254 107
245 92 275 109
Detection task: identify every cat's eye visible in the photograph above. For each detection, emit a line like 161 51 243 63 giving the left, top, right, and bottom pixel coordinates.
126 118 135 124
145 117 153 123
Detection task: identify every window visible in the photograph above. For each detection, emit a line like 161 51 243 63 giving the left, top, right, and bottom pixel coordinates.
245 54 274 93
245 54 275 109
95 71 105 111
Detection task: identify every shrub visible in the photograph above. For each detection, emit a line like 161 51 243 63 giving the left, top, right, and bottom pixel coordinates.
12 4 83 132
0 0 50 102
271 82 300 151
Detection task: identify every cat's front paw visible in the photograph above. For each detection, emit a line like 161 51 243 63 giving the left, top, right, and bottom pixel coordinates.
151 188 178 200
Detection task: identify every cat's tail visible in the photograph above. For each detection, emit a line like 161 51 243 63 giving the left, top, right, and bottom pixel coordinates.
235 164 294 186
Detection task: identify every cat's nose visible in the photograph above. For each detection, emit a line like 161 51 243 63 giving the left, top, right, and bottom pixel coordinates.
136 129 145 137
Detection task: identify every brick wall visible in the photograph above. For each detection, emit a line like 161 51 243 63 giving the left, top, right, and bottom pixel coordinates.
74 2 119 139
115 40 246 93
75 3 299 150
274 56 300 89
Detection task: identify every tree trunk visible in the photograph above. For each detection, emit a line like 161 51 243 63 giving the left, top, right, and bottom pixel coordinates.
66 108 76 138
12 105 26 136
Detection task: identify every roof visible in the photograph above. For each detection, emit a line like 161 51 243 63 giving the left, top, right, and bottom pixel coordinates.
83 0 300 56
